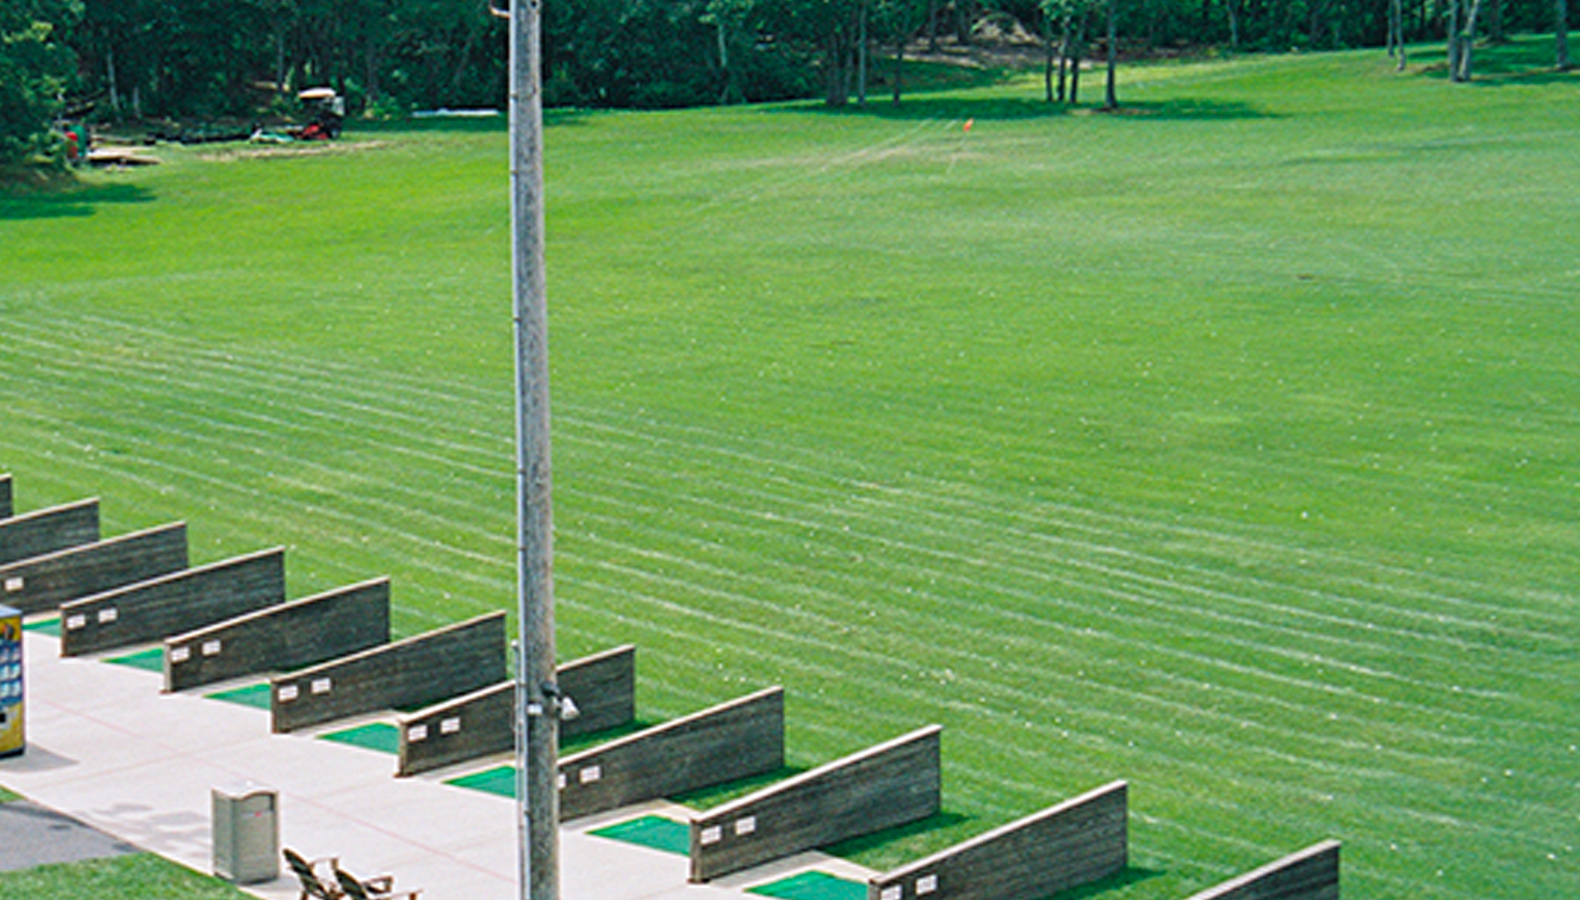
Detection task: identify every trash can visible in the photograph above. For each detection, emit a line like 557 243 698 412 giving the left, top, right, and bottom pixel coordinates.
212 781 279 884
0 605 21 758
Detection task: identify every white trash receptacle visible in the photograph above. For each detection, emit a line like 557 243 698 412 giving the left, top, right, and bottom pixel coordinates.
212 781 279 884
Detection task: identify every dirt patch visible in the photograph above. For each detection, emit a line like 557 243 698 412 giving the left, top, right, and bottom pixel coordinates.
905 32 1048 71
197 140 388 162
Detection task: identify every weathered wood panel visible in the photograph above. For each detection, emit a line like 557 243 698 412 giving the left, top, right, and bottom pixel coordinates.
271 612 508 733
558 643 636 737
60 548 285 656
396 644 637 776
0 523 188 616
164 578 390 692
0 498 99 567
690 725 942 882
559 687 784 821
397 681 512 776
1184 841 1340 900
868 781 1127 900
0 474 11 519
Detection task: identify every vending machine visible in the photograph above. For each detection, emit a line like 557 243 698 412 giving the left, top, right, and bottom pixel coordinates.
0 604 22 757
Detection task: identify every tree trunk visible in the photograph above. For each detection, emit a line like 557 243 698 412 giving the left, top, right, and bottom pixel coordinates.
451 25 479 94
275 28 287 100
857 1 868 107
1044 15 1055 102
825 33 850 106
1558 0 1571 69
1070 15 1084 104
926 0 940 51
365 35 380 107
1393 0 1409 69
1447 0 1463 80
1057 17 1071 101
1226 0 1240 49
1104 0 1118 110
1458 0 1485 79
107 45 120 114
893 31 905 104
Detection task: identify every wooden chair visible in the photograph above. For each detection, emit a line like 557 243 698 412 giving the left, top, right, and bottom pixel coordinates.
334 865 422 900
283 848 342 900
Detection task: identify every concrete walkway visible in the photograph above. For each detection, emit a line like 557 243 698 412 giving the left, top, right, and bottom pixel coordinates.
0 624 875 900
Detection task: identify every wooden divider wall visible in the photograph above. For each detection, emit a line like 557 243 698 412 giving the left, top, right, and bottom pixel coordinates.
559 687 784 820
868 781 1128 900
689 725 942 882
272 612 508 733
0 498 99 567
164 577 390 692
60 547 285 656
0 523 188 616
396 644 636 776
557 644 637 737
1184 841 1340 900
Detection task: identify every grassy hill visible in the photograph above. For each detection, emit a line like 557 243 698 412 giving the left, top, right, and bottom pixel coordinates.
2 39 1576 899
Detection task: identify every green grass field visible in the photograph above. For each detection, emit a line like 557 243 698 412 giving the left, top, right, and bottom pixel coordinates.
0 853 253 899
2 39 1576 900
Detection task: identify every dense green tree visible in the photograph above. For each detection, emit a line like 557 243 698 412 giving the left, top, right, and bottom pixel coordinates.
48 0 1580 119
1 0 81 165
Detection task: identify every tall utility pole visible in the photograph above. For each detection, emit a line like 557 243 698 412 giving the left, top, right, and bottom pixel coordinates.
508 0 558 894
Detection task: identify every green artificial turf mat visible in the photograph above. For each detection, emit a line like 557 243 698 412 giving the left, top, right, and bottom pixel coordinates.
319 722 400 754
104 647 164 672
22 618 59 636
588 815 691 856
748 872 869 900
205 683 272 709
445 765 517 798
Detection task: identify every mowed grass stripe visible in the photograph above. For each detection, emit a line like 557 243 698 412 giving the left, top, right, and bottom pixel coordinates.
6 315 1561 757
6 307 1554 748
564 470 1521 736
26 311 1566 645
562 519 1564 809
569 452 1561 686
559 397 1570 626
561 456 1567 745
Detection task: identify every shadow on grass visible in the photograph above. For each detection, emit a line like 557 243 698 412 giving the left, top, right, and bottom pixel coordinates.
1412 36 1580 85
667 764 809 809
774 95 1271 123
0 181 155 221
1042 866 1167 900
820 810 975 858
560 717 660 754
349 107 593 135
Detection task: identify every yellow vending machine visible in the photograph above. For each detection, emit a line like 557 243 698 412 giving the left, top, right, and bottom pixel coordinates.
0 604 21 757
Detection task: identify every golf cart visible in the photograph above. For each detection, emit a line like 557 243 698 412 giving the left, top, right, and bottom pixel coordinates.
296 87 344 140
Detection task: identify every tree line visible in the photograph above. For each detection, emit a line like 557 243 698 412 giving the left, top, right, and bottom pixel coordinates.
3 0 1574 166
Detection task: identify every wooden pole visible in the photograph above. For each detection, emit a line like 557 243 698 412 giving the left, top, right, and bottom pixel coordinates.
508 0 558 895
